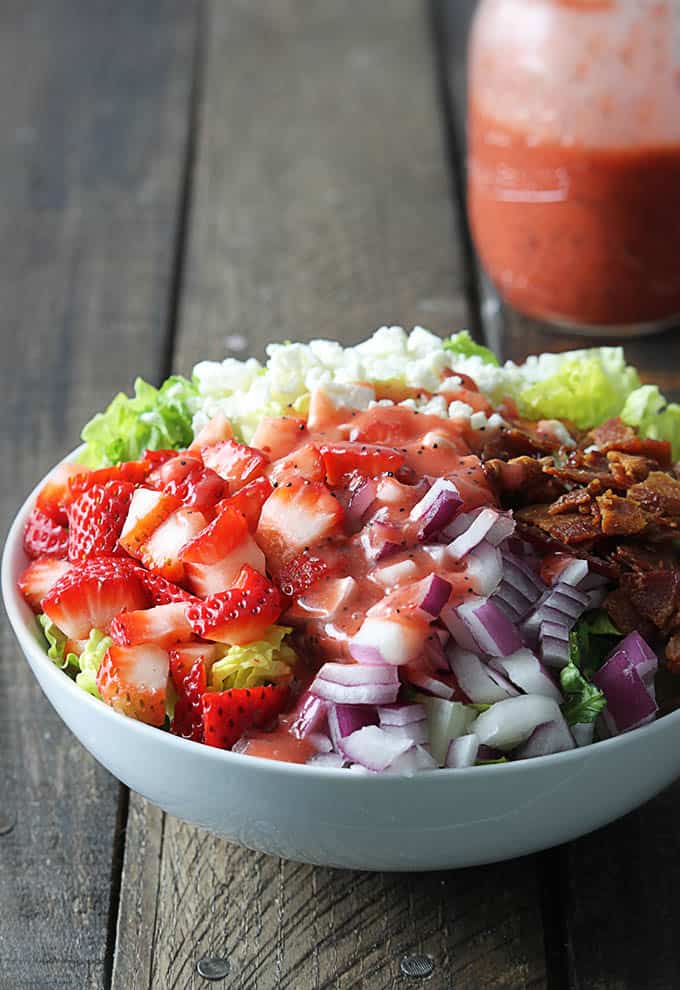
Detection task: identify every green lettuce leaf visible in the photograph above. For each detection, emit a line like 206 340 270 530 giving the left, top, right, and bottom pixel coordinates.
443 330 499 366
570 609 621 679
209 625 297 691
560 661 606 726
74 629 113 698
80 375 198 468
518 352 640 429
38 614 79 670
620 384 680 460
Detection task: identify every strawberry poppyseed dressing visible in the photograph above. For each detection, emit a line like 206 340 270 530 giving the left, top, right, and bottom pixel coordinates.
468 0 680 334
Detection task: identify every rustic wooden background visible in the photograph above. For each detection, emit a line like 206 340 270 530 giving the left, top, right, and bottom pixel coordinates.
2 2 680 988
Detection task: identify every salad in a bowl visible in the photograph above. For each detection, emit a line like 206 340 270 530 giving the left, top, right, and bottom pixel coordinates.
16 327 680 774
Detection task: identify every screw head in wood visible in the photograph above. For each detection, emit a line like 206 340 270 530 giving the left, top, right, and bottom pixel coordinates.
400 954 434 979
0 814 15 836
196 957 230 981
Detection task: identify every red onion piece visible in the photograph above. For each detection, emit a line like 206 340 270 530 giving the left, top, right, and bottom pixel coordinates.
404 665 456 699
307 752 345 768
419 574 452 617
424 631 448 669
472 695 563 750
296 576 357 619
445 734 479 768
515 717 576 759
289 691 329 740
538 620 571 669
381 721 429 745
311 678 399 705
346 478 377 529
361 521 402 562
383 744 437 774
341 725 414 771
378 703 427 726
492 582 533 623
553 557 588 587
440 602 479 652
593 639 658 734
447 507 499 560
374 558 419 589
447 647 519 704
308 732 334 753
490 649 562 702
465 541 503 597
314 661 399 687
522 582 590 646
410 479 463 541
457 597 523 657
501 551 547 609
607 631 657 688
572 722 595 747
421 695 475 764
328 704 379 751
485 511 516 546
350 616 427 666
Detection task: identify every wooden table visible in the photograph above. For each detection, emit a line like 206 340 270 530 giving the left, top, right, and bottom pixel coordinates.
3 3 680 987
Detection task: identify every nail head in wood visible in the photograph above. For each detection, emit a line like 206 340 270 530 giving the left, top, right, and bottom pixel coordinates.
196 957 230 981
0 814 15 836
400 954 434 979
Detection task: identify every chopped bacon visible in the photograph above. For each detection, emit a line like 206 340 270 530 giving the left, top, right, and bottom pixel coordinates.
612 543 677 572
620 570 680 629
665 633 680 674
604 588 655 639
586 417 636 450
628 472 680 517
515 505 602 544
548 490 593 516
606 450 655 486
596 492 649 536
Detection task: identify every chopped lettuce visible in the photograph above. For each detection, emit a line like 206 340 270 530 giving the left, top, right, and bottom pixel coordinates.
443 330 499 366
209 625 297 691
80 375 198 468
560 662 607 726
518 353 640 429
621 384 680 460
38 614 79 670
559 610 617 725
74 629 112 698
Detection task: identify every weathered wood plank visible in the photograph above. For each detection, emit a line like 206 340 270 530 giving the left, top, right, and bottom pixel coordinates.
0 3 197 987
112 2 548 987
441 3 680 988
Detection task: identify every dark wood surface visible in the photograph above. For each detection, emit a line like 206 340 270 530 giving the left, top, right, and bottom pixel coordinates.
2 2 680 988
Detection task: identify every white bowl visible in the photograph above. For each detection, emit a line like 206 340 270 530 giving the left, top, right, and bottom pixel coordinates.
4 453 680 871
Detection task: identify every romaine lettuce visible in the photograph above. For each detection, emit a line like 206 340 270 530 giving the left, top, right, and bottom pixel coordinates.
443 330 500 366
620 384 680 459
209 625 296 691
74 629 112 698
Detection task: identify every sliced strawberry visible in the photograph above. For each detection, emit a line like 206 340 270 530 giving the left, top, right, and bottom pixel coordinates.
278 552 329 597
202 683 290 750
18 556 72 611
147 454 226 512
186 572 282 644
169 642 221 689
67 481 135 562
118 488 182 558
43 555 150 639
137 571 196 605
147 454 202 490
142 448 178 467
232 562 274 595
269 443 325 485
179 508 266 597
256 478 343 567
67 461 148 503
179 507 249 563
201 440 269 492
170 656 208 742
218 476 272 531
189 412 233 452
251 416 307 460
319 442 405 485
110 602 194 649
23 508 68 559
35 462 84 524
140 507 208 583
96 643 168 726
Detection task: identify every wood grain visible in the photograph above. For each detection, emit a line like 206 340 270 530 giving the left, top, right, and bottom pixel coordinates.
112 1 548 988
0 2 197 987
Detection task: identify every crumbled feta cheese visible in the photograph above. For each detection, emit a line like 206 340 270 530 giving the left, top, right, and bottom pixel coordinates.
448 400 474 422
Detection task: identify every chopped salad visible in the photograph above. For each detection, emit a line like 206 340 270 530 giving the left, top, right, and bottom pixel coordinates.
16 328 680 773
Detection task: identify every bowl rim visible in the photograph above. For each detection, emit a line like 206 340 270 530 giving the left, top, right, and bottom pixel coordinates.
4 446 680 784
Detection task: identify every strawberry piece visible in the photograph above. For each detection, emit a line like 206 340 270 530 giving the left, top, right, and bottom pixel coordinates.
96 643 168 726
137 571 196 605
171 657 208 741
43 555 150 639
251 415 307 460
140 507 208 583
278 552 329 597
118 488 182 558
35 462 84 524
201 440 269 492
147 454 202 490
179 508 266 597
269 443 325 485
189 412 233 452
18 556 72 611
143 448 179 468
256 477 343 567
110 602 194 649
319 442 405 485
218 476 272 531
202 683 290 750
169 642 221 689
23 508 68 560
67 462 149 503
147 454 226 511
186 569 282 644
67 481 135 562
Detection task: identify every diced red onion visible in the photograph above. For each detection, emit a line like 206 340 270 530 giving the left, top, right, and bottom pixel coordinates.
383 744 437 774
297 576 357 619
308 752 345 768
341 725 414 771
492 582 533 623
554 558 588 587
381 721 429 745
491 649 562 702
311 679 399 705
471 695 563 750
515 716 576 759
419 574 452 618
308 732 334 753
328 704 379 751
586 587 607 610
289 692 328 740
424 631 448 669
447 647 519 704
448 508 501 560
346 479 377 529
522 582 590 645
420 696 474 764
485 511 516 547
374 558 419 589
314 662 399 687
378 703 427 726
457 597 523 657
572 722 595 747
440 603 479 652
434 626 450 646
501 551 547 607
445 734 479 768
538 620 571 669
350 616 427 666
465 541 503 597
593 636 658 734
403 665 456 699
420 544 451 569
361 522 402 562
608 631 658 688
410 479 463 541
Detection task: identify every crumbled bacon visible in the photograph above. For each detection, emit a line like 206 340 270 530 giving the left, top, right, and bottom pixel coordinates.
586 417 636 450
612 543 676 572
620 570 680 629
515 505 602 544
548 490 593 516
596 492 649 536
606 450 655 486
628 472 680 517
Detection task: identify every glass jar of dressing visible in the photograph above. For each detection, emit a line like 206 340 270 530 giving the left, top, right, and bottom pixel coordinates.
467 0 680 336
